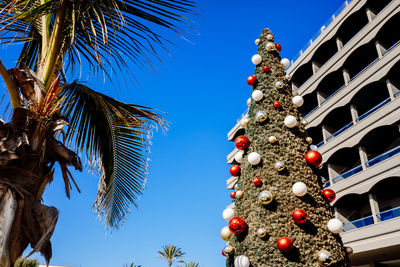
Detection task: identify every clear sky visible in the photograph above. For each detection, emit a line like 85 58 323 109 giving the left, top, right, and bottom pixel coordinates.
1 1 344 266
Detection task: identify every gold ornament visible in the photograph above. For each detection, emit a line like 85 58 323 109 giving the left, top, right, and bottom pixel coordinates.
236 190 244 199
256 228 267 238
241 118 250 128
345 246 353 255
255 39 260 45
306 137 313 144
268 136 277 144
224 245 235 254
274 161 285 171
266 34 274 41
256 111 267 122
266 42 276 52
221 226 232 241
317 250 333 266
258 191 273 205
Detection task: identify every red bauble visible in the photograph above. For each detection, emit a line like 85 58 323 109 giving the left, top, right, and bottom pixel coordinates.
222 249 226 257
230 191 236 199
322 189 336 203
247 75 257 86
273 101 281 108
235 136 250 150
277 237 294 253
229 217 247 235
230 165 241 176
253 177 262 187
263 66 270 72
305 150 322 167
276 43 282 52
292 208 307 224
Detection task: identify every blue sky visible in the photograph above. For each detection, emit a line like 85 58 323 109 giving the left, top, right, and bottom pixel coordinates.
0 1 344 266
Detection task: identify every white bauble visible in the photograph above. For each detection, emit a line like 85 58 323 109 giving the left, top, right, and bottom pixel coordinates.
221 226 232 241
265 42 275 52
310 145 318 151
234 151 244 163
248 152 261 165
275 81 284 89
252 90 263 102
240 118 250 128
223 208 235 221
268 136 277 144
255 39 260 45
327 219 344 234
234 255 250 267
292 182 307 197
292 95 304 107
251 54 262 65
247 98 252 106
284 115 297 128
281 58 290 69
266 34 274 41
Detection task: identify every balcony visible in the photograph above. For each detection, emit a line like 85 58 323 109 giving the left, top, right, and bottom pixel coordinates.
343 215 374 232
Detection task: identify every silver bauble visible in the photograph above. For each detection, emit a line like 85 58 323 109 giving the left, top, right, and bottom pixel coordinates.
275 81 284 89
274 161 285 171
258 191 273 205
256 111 267 122
257 228 267 238
317 250 332 266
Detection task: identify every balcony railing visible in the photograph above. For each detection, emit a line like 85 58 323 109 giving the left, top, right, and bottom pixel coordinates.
377 206 400 222
326 121 353 142
328 145 400 187
343 215 374 232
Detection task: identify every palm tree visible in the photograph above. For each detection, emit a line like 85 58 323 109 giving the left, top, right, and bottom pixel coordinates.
0 0 196 266
13 258 39 267
123 263 141 267
157 245 186 267
178 261 201 267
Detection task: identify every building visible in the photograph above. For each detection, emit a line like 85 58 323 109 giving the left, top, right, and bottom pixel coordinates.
227 0 400 266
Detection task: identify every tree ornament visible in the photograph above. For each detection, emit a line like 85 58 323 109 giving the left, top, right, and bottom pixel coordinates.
322 189 336 203
235 136 250 150
292 182 307 197
247 75 257 86
281 58 290 69
252 90 263 102
241 117 251 128
251 54 262 65
306 137 313 144
276 43 282 52
221 226 232 241
234 151 244 163
274 161 285 171
301 119 308 126
223 208 235 221
234 255 250 267
292 208 307 224
266 34 274 41
230 165 241 176
286 74 291 81
222 249 227 257
277 237 294 253
310 145 318 151
268 136 277 143
275 81 283 89
234 184 239 190
256 111 267 122
248 152 261 165
255 39 260 45
229 217 247 235
345 246 353 255
224 245 235 255
327 218 344 234
230 191 236 199
263 65 270 72
236 190 244 199
284 115 297 128
247 98 252 106
265 42 276 52
292 95 304 107
258 191 273 205
273 101 281 108
253 177 262 187
305 150 322 167
317 250 333 266
257 228 267 238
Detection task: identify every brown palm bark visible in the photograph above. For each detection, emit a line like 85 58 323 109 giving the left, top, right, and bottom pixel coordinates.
226 29 349 266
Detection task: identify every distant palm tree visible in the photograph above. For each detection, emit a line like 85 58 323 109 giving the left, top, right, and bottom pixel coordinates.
178 262 201 267
13 258 38 267
157 245 186 267
123 263 141 267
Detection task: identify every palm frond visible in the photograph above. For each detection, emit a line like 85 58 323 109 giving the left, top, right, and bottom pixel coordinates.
59 81 167 228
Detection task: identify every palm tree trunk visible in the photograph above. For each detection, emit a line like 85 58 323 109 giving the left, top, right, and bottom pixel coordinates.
0 185 17 267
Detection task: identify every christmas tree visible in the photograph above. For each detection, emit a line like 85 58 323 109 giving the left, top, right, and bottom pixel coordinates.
221 29 351 266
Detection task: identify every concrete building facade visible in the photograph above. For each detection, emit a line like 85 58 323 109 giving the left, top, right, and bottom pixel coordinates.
227 0 400 266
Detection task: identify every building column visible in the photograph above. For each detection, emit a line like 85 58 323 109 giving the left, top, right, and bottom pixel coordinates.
350 104 359 124
334 207 349 223
343 68 350 85
327 163 339 185
336 37 343 51
358 146 368 170
312 61 321 74
375 40 386 58
386 79 399 100
366 8 376 22
316 91 327 106
368 193 380 224
321 125 331 143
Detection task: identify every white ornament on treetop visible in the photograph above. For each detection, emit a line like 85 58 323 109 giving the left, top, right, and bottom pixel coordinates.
327 218 344 234
236 190 244 199
251 54 262 65
240 117 250 128
234 255 250 267
266 34 274 41
292 95 304 107
248 152 261 165
292 182 307 197
252 90 263 102
234 151 244 163
221 226 232 241
281 58 290 69
223 208 235 221
255 39 260 45
265 42 275 52
284 115 297 128
275 81 284 89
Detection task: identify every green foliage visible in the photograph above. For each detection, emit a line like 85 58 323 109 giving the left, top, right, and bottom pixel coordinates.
157 245 186 266
123 263 142 267
13 258 39 267
178 261 201 267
